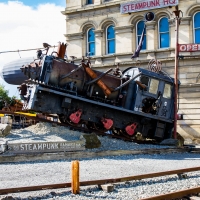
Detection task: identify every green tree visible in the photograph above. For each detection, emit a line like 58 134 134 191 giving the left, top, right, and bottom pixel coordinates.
0 84 17 110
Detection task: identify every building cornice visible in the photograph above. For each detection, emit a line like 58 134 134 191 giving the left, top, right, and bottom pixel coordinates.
64 32 83 40
94 29 104 37
115 25 134 33
61 1 121 15
180 16 192 25
145 21 156 30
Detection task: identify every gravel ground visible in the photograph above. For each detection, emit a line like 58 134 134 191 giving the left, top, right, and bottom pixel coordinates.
0 153 200 200
6 122 172 151
0 123 200 200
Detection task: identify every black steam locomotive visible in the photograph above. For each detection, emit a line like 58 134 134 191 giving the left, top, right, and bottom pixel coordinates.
19 44 176 141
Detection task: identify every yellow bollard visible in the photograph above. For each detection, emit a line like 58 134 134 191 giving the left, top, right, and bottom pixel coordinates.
71 160 80 194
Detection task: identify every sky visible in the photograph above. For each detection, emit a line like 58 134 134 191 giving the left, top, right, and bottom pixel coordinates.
0 0 66 98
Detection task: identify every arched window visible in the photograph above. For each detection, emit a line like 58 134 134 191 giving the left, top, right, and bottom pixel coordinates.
87 0 93 4
159 17 169 48
106 25 115 54
136 21 146 50
194 12 200 43
87 28 95 56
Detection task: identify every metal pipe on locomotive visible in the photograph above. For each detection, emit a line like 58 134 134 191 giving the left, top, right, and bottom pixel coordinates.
19 43 176 141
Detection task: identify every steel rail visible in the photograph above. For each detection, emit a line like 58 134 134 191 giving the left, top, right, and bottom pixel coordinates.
0 166 200 195
141 186 200 200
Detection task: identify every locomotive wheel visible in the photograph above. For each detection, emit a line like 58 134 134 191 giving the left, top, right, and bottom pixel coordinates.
93 122 108 133
112 127 121 135
59 114 87 129
58 114 67 123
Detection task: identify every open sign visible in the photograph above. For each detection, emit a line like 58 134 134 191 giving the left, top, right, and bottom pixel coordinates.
179 44 200 52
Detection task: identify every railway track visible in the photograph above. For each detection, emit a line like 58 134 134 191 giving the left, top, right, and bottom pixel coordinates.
0 166 200 199
142 186 200 200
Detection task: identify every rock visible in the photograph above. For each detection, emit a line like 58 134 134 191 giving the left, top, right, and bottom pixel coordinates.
101 184 114 193
184 138 193 145
177 133 185 147
190 196 200 200
160 133 185 147
192 138 200 144
0 138 8 153
177 173 188 179
160 139 179 146
80 133 101 149
0 124 12 137
1 196 15 200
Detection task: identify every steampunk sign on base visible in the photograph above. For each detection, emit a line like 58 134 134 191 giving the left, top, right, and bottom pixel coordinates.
8 140 85 153
120 0 179 14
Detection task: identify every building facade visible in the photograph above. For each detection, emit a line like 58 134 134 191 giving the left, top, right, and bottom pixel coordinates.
62 0 200 141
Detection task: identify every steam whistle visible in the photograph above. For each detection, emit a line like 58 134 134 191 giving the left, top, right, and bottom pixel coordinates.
82 62 112 97
57 42 67 59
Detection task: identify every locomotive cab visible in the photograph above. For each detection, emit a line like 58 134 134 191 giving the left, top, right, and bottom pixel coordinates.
123 67 174 121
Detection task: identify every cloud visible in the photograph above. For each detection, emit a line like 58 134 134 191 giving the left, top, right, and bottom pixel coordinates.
0 1 66 97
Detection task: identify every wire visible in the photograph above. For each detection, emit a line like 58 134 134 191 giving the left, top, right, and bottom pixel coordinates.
0 46 57 54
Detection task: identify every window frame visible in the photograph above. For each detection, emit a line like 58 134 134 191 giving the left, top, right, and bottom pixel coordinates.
193 12 200 43
87 28 95 56
106 25 115 54
158 17 170 49
136 20 146 50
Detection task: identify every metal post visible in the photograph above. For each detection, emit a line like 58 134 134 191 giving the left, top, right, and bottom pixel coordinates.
173 6 181 139
71 160 80 194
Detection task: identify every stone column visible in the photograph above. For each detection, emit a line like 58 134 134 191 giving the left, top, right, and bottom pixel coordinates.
169 18 176 48
145 21 156 59
65 32 83 59
145 21 156 51
94 30 103 56
94 29 103 65
179 16 192 44
114 25 134 54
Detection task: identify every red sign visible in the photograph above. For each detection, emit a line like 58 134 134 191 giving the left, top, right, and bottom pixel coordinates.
120 0 178 14
179 44 200 52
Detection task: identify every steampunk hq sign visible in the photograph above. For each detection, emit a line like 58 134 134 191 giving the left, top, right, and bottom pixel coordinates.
120 0 179 14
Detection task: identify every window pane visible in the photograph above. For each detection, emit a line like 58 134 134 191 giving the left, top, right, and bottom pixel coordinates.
89 42 95 55
163 84 171 99
87 0 93 4
108 39 115 54
137 21 145 35
137 21 146 50
194 12 200 28
137 35 146 50
160 33 169 48
88 28 95 42
195 29 200 43
107 25 115 39
149 79 159 94
142 35 146 49
159 18 169 32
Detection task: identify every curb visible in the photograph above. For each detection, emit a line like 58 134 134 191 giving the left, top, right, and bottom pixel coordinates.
0 147 191 163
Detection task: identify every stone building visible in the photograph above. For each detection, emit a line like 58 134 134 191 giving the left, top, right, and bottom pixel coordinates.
62 0 200 142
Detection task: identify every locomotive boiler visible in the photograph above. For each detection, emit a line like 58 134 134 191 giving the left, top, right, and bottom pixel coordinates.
19 43 176 141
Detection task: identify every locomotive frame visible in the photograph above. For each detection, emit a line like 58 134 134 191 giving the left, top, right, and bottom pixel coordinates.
19 50 176 141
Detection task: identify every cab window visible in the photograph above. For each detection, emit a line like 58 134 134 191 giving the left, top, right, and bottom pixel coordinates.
149 79 159 94
163 83 171 98
140 76 149 86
